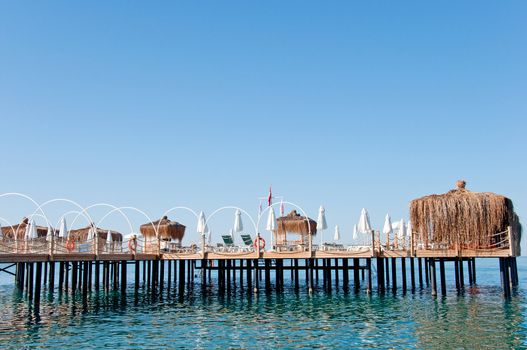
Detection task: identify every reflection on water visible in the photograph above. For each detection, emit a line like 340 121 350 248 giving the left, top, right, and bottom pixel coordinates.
0 259 526 349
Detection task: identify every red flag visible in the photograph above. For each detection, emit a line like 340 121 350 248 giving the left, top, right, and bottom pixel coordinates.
267 186 272 207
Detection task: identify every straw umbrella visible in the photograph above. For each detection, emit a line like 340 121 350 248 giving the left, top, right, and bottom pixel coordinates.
334 225 340 241
410 181 522 253
317 206 328 246
266 206 277 249
383 214 393 248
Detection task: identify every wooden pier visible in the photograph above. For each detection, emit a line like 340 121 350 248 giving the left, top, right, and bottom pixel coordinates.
1 239 519 311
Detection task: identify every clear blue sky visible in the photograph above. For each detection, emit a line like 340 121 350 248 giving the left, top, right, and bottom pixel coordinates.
0 1 525 246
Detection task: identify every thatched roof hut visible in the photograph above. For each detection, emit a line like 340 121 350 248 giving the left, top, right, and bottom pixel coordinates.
273 210 317 245
140 216 186 241
68 226 123 242
0 217 51 240
410 181 522 255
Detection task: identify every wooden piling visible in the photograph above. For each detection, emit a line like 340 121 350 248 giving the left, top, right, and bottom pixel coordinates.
410 258 415 291
424 258 430 286
44 262 48 286
458 259 464 289
178 259 185 294
264 260 271 291
327 259 332 291
121 261 127 296
168 259 172 289
247 259 252 290
366 259 372 294
376 258 384 293
134 261 140 291
160 260 165 291
334 259 339 288
294 259 299 290
343 258 349 291
82 261 88 302
430 259 437 296
467 258 472 285
28 263 34 301
472 258 477 284
94 261 100 291
500 258 511 298
391 258 397 293
353 258 360 292
385 258 390 288
34 262 42 308
439 258 446 295
401 258 407 293
49 262 55 293
72 262 78 293
417 258 423 288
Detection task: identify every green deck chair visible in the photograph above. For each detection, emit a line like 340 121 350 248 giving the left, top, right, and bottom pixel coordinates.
240 234 253 247
221 235 235 247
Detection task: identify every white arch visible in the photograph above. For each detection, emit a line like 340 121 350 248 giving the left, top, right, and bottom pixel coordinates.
205 206 258 241
0 192 52 228
29 198 93 230
157 206 200 238
69 203 134 235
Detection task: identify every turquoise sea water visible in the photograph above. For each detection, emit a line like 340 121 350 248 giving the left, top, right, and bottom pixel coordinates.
0 258 525 349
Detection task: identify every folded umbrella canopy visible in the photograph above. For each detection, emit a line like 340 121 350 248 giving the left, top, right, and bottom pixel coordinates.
356 208 372 245
87 224 96 241
234 209 243 233
334 225 340 241
59 217 68 239
266 206 277 248
397 219 406 242
46 226 53 242
197 211 208 236
25 219 38 240
317 206 328 245
383 214 393 246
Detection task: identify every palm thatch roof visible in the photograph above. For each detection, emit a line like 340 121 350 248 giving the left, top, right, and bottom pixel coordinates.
68 226 123 242
275 210 317 236
0 217 51 240
410 181 521 254
140 216 186 240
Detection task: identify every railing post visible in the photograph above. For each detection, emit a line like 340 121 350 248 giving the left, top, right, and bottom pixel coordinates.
308 230 312 256
371 230 376 257
95 231 100 260
49 231 54 260
201 233 205 259
508 226 513 256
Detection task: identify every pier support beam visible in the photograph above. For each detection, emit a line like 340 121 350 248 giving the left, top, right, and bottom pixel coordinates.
430 259 437 296
34 262 42 308
401 258 407 293
439 258 446 296
353 258 360 292
391 258 397 293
